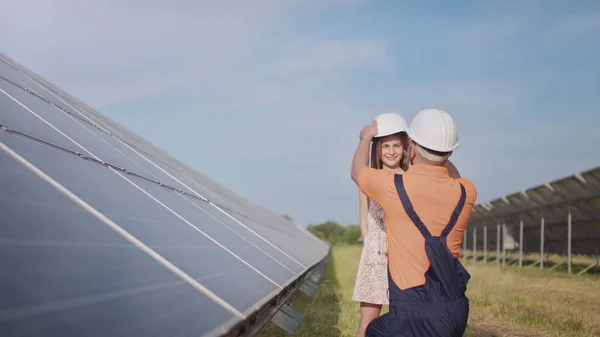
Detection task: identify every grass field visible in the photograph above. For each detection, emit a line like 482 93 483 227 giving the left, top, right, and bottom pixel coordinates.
258 245 600 337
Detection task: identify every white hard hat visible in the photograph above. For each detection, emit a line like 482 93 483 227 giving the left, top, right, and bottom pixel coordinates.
407 109 459 152
374 112 408 138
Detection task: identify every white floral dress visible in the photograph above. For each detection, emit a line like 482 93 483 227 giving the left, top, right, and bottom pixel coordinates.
352 199 389 305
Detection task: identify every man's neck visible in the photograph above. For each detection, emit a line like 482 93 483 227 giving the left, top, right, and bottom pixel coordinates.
412 156 445 167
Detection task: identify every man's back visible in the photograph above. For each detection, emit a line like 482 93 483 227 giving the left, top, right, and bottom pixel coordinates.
358 163 477 290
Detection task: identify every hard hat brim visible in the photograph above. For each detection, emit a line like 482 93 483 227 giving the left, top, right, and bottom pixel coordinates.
375 129 407 138
407 129 460 152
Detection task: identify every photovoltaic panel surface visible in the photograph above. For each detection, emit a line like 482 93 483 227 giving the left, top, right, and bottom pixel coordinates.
0 53 329 336
0 140 236 337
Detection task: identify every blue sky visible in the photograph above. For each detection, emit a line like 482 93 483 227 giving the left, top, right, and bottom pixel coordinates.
2 0 599 227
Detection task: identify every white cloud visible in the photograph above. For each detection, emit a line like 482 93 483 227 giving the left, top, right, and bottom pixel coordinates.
1 0 379 109
1 1 282 106
273 39 389 76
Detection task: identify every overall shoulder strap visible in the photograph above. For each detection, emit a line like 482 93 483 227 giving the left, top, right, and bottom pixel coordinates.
441 184 467 237
394 174 432 238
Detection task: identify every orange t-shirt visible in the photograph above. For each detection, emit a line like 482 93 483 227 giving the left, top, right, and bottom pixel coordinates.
358 164 477 290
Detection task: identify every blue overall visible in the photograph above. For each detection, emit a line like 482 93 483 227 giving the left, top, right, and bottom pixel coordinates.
366 174 471 337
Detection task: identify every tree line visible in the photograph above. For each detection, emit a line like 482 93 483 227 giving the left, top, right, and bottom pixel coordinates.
306 220 361 245
280 214 361 246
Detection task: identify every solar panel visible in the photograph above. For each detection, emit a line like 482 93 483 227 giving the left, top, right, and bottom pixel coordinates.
468 166 600 257
0 53 329 336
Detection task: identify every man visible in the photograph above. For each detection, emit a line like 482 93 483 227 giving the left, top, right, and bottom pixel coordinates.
350 109 477 337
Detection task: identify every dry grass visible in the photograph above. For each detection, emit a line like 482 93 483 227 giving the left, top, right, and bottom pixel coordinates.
464 259 600 337
258 245 600 337
462 249 599 274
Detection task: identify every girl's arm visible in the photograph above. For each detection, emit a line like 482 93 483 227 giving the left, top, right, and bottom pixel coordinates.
359 190 369 240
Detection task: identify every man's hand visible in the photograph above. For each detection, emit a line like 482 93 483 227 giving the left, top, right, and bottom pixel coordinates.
359 119 378 141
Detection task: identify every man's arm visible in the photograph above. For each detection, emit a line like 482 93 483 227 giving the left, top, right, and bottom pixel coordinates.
350 120 392 208
450 178 477 260
350 121 378 185
351 136 373 185
445 160 461 178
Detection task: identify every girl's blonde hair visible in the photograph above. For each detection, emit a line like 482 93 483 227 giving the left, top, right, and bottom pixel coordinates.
369 132 410 171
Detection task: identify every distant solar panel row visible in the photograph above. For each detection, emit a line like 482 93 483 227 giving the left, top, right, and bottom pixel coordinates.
468 166 600 256
0 54 329 337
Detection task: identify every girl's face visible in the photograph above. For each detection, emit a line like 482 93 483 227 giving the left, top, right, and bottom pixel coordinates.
379 134 404 169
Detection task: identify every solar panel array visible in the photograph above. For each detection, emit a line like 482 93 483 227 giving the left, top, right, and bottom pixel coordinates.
0 53 329 337
468 166 600 257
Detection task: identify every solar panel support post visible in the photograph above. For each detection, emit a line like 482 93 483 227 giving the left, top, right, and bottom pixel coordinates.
472 227 477 262
540 211 545 270
502 221 506 265
270 303 304 335
496 221 501 268
567 205 572 276
308 271 321 284
519 216 524 268
483 224 487 264
299 279 318 297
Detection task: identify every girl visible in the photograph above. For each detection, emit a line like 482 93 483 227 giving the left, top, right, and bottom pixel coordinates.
352 112 409 337
352 113 461 337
